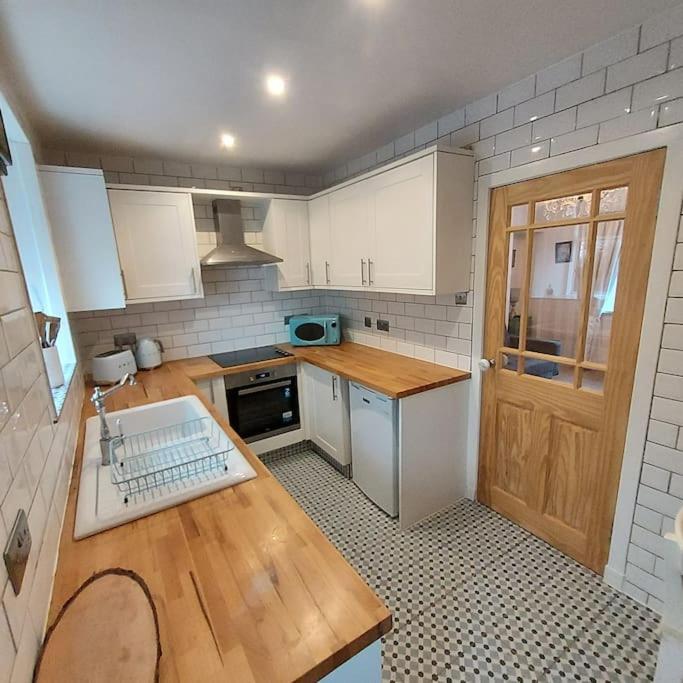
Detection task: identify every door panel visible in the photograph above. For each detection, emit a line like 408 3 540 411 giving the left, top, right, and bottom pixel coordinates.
329 184 370 287
308 195 331 286
478 150 666 573
369 156 434 290
109 190 200 302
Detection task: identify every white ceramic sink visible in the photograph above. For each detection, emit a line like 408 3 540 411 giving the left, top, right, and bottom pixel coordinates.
74 395 257 539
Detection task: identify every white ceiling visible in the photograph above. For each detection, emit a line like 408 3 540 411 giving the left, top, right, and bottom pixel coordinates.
0 0 675 172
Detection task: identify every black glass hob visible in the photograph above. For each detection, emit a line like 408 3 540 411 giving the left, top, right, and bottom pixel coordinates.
208 345 293 368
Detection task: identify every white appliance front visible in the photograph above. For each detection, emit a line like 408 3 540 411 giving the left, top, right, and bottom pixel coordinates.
350 382 398 517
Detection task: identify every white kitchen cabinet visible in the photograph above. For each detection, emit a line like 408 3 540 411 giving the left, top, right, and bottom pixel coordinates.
108 189 203 303
262 199 311 290
329 182 372 288
39 165 125 312
315 146 474 295
308 194 332 286
304 363 351 471
368 154 434 291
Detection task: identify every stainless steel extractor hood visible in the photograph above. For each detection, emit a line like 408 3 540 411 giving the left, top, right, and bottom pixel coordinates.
200 199 282 267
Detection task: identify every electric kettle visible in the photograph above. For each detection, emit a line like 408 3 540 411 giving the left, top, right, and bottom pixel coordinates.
134 337 164 370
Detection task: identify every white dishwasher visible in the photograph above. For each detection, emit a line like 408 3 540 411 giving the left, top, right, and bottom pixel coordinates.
350 382 398 517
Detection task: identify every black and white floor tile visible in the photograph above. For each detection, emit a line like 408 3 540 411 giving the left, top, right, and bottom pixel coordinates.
265 449 660 682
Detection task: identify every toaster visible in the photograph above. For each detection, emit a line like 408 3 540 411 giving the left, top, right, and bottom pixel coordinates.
91 349 137 384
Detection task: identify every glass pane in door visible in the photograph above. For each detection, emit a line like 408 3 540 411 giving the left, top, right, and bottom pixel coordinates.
523 358 574 384
585 220 624 364
599 187 628 214
534 194 592 223
526 225 589 359
504 231 527 347
510 204 529 226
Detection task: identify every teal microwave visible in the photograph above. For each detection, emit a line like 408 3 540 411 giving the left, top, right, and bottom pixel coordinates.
289 314 341 346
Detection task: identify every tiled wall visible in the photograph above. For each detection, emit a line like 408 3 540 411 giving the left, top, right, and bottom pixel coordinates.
0 184 84 681
71 268 323 368
319 3 683 611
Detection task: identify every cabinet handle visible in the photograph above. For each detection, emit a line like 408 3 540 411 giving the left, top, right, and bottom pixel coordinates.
360 258 367 285
306 262 311 285
191 267 199 294
368 258 374 286
120 270 128 299
325 261 330 285
332 375 338 401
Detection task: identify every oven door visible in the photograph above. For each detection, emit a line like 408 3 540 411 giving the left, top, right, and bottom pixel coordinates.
227 375 300 442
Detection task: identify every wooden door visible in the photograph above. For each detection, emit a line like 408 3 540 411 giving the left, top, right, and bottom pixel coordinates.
109 189 202 302
478 150 665 573
369 155 434 291
308 195 331 286
329 183 371 287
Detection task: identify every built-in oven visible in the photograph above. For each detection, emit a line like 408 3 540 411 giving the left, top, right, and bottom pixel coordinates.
224 363 300 443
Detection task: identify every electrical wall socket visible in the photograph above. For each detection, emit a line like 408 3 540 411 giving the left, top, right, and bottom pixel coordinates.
4 509 31 596
376 319 390 332
284 315 293 325
364 316 372 328
454 292 468 305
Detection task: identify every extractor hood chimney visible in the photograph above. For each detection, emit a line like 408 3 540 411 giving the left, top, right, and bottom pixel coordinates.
200 199 282 267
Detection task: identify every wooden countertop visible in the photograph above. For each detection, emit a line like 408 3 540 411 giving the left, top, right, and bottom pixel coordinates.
50 364 391 682
181 341 471 398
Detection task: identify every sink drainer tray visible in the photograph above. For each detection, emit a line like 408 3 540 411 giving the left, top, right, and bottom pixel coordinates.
109 417 234 502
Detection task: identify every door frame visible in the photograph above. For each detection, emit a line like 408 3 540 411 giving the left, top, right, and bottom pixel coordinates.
469 123 683 589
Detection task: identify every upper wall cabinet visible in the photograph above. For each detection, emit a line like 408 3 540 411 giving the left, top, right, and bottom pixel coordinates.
262 199 311 290
317 147 474 296
108 189 204 303
39 165 126 312
308 195 332 286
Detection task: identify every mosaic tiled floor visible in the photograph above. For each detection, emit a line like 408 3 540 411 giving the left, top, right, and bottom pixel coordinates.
265 449 661 682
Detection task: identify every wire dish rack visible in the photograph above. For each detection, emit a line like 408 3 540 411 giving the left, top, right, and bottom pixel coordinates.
109 417 234 503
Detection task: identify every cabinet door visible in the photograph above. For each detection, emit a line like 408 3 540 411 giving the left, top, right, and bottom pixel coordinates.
108 190 202 303
308 195 331 286
369 155 434 291
329 183 371 287
306 363 350 467
39 167 125 312
263 200 311 289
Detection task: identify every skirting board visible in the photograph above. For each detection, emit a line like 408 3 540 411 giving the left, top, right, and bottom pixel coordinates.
398 381 469 528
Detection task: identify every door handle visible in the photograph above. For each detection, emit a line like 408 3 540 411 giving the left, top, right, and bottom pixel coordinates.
325 261 330 285
361 258 367 285
478 358 496 371
332 375 338 401
368 258 374 286
306 262 311 285
191 267 199 294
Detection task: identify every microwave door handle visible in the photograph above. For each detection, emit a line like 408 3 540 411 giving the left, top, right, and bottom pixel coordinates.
237 380 291 396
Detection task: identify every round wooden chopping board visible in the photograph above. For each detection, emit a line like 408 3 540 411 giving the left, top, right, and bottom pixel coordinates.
34 568 161 683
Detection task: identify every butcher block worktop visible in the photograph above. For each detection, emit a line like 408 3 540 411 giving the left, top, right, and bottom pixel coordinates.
50 363 391 683
181 340 471 398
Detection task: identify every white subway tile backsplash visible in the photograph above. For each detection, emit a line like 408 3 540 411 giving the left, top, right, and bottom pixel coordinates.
394 131 415 155
415 121 438 146
582 27 640 75
511 140 550 166
480 109 514 139
632 68 683 110
576 88 632 127
606 45 668 92
494 124 531 153
498 75 536 110
437 109 465 137
531 108 576 142
478 152 510 175
465 94 497 124
450 123 479 148
555 70 606 110
597 107 657 143
549 125 598 155
536 54 581 93
659 97 683 126
513 91 555 126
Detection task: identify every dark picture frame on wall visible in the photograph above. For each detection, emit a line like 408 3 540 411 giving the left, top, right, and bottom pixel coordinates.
0 109 12 176
555 240 572 264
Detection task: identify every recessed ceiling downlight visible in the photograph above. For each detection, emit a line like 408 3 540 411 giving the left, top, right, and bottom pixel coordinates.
221 133 235 148
265 74 286 97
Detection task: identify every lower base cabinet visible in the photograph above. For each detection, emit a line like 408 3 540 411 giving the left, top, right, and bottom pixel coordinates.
303 363 351 470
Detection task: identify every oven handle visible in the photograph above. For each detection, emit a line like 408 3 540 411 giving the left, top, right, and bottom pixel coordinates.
237 380 292 396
